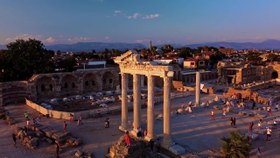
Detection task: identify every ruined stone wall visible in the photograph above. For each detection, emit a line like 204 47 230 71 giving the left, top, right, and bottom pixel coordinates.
0 81 28 106
28 68 119 102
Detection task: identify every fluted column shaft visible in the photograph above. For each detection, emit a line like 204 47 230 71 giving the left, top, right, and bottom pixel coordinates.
163 77 171 147
147 75 154 139
133 74 141 131
119 73 128 131
195 71 200 106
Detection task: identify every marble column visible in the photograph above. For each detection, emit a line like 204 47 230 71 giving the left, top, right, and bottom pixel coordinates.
195 71 200 106
163 76 171 147
119 73 128 131
133 74 141 131
146 75 154 140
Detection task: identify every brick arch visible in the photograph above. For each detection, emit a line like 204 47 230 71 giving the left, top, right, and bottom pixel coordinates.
102 71 117 91
61 74 79 96
83 73 101 92
35 76 56 98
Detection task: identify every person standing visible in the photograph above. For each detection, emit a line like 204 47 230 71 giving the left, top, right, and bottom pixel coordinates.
12 133 17 148
56 143 60 158
77 116 82 126
233 117 236 127
63 121 67 132
266 127 272 141
124 131 131 146
252 100 256 110
210 110 215 120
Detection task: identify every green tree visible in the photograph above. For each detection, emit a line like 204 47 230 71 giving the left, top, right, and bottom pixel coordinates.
4 39 54 81
58 56 77 72
220 131 251 158
244 52 262 64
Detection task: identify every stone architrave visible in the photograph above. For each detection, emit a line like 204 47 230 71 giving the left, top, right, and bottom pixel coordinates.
119 73 128 131
195 71 200 106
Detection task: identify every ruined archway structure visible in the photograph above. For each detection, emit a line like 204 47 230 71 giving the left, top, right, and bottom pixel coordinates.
28 68 119 101
114 50 174 147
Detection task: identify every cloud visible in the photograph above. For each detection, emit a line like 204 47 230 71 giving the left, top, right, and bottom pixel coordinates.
127 13 141 20
143 13 160 20
114 10 122 14
44 37 56 44
5 34 40 42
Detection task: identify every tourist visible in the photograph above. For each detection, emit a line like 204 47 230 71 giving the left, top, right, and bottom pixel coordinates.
69 114 74 122
266 127 272 141
275 103 279 111
222 109 226 118
77 116 82 126
248 122 254 133
258 120 262 132
252 100 256 110
56 143 60 158
26 118 30 128
12 133 17 148
124 131 131 146
273 119 277 128
206 100 210 108
105 118 110 128
24 111 29 120
257 147 261 158
136 127 142 138
63 121 67 132
230 117 234 127
210 110 215 120
267 106 272 116
233 117 236 127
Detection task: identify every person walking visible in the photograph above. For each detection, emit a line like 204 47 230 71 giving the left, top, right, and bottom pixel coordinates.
249 122 254 133
12 133 17 148
63 121 67 132
257 147 261 158
258 120 262 132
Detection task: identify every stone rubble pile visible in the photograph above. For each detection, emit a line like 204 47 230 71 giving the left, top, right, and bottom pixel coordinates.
15 127 39 149
74 149 94 158
109 135 146 158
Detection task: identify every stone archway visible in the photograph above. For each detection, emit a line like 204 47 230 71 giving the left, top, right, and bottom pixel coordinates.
36 76 55 98
272 71 278 79
61 74 78 96
102 71 116 91
83 73 101 92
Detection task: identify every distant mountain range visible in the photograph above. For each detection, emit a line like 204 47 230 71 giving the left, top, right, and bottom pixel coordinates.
45 42 146 52
186 39 280 50
1 39 280 52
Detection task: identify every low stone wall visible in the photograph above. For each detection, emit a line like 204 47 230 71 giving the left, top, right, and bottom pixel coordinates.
26 99 74 120
26 99 120 120
0 81 28 106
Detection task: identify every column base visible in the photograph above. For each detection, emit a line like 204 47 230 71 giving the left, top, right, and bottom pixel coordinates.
118 125 128 132
162 134 172 148
144 135 155 142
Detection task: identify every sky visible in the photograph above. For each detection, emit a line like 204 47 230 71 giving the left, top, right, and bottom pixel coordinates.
0 0 280 45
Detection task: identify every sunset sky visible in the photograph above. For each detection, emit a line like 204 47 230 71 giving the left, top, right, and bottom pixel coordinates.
0 0 280 45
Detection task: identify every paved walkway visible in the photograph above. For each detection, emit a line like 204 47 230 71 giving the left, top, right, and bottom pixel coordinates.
0 94 280 157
